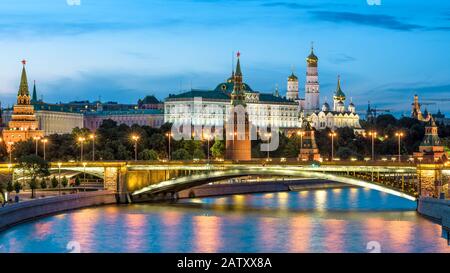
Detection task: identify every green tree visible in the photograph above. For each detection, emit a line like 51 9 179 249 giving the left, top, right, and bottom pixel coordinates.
193 149 205 160
40 178 48 189
172 148 191 160
211 140 225 159
13 181 21 194
6 180 14 195
51 176 58 188
61 176 68 188
28 178 38 198
75 176 81 187
139 149 159 160
17 155 50 199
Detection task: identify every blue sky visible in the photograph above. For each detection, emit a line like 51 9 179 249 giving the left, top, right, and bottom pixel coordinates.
0 0 450 115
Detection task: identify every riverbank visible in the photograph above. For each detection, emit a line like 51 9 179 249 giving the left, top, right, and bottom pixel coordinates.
0 191 117 232
177 179 352 199
418 197 450 232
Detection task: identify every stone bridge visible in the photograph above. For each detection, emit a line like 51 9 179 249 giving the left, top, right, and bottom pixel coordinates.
0 160 448 203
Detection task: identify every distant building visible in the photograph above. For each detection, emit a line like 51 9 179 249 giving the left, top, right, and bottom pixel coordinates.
2 61 44 151
138 95 164 110
411 94 431 122
414 117 446 162
298 120 320 161
83 109 164 131
307 76 362 133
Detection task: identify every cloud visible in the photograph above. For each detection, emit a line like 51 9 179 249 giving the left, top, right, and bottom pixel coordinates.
309 11 423 31
261 2 314 9
328 53 356 64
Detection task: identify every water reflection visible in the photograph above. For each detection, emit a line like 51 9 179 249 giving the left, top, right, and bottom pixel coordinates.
0 188 448 253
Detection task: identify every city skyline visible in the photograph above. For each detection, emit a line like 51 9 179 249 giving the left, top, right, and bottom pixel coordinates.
0 0 450 115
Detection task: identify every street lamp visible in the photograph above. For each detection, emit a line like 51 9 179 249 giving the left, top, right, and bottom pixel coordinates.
297 130 305 150
57 162 62 195
41 138 48 160
33 136 41 156
90 134 95 161
82 162 87 191
329 132 337 161
7 142 14 163
78 137 86 162
395 132 404 162
165 132 172 161
131 135 140 161
368 131 377 161
203 132 212 163
264 132 271 161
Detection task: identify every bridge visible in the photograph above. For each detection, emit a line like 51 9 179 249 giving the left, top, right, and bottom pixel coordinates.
1 160 447 203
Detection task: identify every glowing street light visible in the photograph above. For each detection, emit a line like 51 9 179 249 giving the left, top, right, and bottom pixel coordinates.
297 130 305 151
89 134 96 161
202 132 213 163
165 132 172 161
41 138 48 160
78 137 86 162
329 132 337 161
57 162 62 195
131 135 140 161
33 136 41 156
395 132 404 162
367 131 377 161
264 132 271 161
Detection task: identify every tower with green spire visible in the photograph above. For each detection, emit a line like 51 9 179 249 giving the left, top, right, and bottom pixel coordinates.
31 80 38 104
17 60 31 105
333 75 346 112
2 60 43 152
226 51 251 161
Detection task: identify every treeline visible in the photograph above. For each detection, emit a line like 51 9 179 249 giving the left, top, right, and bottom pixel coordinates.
2 115 450 162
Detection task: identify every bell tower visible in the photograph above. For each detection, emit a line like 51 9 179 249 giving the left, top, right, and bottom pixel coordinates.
305 42 320 114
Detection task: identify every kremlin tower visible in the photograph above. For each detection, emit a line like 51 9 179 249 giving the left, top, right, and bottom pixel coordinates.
225 52 251 161
2 60 44 152
304 43 320 113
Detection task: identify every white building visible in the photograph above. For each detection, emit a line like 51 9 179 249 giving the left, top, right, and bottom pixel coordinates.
308 76 362 132
164 59 299 129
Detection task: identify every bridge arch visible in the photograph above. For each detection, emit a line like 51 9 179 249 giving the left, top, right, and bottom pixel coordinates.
132 168 417 201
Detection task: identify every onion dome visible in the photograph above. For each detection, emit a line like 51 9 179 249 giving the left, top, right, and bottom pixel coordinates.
288 72 298 82
322 102 330 112
306 43 318 66
334 75 346 100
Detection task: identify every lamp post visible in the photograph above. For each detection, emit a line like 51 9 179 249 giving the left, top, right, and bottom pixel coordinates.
329 132 337 161
78 137 86 162
165 132 172 161
7 142 13 164
57 162 62 196
41 138 48 160
90 134 95 161
368 131 377 161
265 132 271 161
131 135 140 161
33 136 40 156
203 132 212 163
82 162 87 191
395 132 404 162
297 130 305 150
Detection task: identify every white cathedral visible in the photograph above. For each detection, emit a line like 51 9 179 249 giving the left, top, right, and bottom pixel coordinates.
286 45 362 132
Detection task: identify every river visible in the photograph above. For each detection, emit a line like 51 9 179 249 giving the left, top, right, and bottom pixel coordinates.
0 187 448 253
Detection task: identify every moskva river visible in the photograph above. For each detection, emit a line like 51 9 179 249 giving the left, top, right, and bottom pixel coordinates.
0 188 449 253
